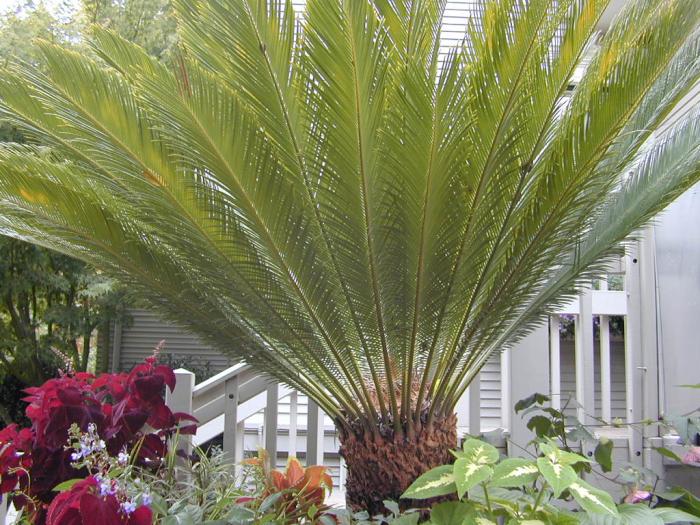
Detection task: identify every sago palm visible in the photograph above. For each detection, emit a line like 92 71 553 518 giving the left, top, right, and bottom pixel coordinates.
1 0 700 511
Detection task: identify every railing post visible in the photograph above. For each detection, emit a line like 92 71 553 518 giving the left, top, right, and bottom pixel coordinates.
264 383 279 469
576 289 595 425
468 373 481 436
165 368 195 456
599 315 612 423
306 399 324 466
289 391 298 457
500 349 511 432
235 421 245 464
625 244 644 466
223 375 239 465
0 496 7 525
549 315 561 411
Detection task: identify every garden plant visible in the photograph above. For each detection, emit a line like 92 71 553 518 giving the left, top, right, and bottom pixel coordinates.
0 0 700 512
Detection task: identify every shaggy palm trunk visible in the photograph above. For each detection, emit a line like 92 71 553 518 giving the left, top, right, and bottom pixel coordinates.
338 413 457 515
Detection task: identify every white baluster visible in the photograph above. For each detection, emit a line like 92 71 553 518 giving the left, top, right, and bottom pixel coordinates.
576 288 596 425
306 399 324 466
265 383 279 469
223 375 239 464
165 368 195 456
549 315 561 411
599 315 612 423
468 373 481 436
501 349 511 431
289 391 298 457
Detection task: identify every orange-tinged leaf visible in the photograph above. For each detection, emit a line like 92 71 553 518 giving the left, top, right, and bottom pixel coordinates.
271 469 289 491
286 456 305 486
299 465 333 494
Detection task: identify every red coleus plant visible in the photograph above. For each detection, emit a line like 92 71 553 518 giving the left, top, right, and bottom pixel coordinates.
241 452 334 524
45 477 152 525
0 424 33 493
0 356 196 523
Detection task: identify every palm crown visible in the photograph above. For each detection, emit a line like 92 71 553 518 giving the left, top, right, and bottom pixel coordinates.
0 0 699 439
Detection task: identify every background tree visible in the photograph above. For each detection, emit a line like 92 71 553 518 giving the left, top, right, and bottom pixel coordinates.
81 0 177 62
0 237 129 424
0 0 699 512
0 0 171 425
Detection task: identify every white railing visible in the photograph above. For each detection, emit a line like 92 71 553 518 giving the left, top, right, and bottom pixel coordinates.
165 364 334 475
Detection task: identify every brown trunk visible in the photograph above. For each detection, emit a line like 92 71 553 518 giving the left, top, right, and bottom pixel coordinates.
339 413 457 516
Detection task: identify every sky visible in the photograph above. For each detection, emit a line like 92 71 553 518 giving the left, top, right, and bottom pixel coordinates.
0 0 80 18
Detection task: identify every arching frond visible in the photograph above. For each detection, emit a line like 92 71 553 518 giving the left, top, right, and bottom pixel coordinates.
0 0 698 432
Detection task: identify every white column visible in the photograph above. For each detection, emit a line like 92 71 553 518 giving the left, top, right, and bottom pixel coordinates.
500 350 511 431
264 383 279 469
288 391 298 457
468 373 481 436
549 315 561 411
306 399 324 466
223 375 239 463
599 315 612 423
165 368 195 455
625 243 644 466
576 289 596 425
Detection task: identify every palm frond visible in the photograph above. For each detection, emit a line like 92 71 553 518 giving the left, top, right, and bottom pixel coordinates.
0 0 699 431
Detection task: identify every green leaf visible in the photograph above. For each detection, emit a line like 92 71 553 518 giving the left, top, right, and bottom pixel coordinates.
383 500 401 516
567 424 598 444
594 438 614 473
259 492 284 513
223 506 257 525
401 465 456 500
652 507 700 524
540 441 591 466
568 480 618 516
462 439 499 464
454 457 493 499
428 501 477 525
490 458 539 488
515 394 550 413
655 447 683 463
392 514 420 525
52 478 83 492
536 458 577 498
527 415 554 437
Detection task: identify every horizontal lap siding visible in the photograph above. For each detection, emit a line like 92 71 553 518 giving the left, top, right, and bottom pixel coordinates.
480 353 503 431
115 309 234 374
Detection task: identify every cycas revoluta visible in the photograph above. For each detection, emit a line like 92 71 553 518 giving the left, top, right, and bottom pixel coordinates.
1 0 699 511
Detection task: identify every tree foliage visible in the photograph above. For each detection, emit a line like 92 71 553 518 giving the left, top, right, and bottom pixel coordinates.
0 236 129 423
0 0 698 437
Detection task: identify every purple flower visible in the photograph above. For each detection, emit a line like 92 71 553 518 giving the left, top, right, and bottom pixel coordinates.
681 446 700 465
121 500 137 515
117 451 129 466
624 488 651 504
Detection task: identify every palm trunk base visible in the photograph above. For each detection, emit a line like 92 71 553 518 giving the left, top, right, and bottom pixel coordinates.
338 413 457 515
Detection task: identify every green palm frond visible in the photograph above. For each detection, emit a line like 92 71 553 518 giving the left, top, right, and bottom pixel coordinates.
1 0 699 433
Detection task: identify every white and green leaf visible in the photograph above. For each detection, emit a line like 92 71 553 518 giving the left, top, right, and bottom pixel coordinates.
536 457 577 498
490 458 539 488
401 465 456 500
454 457 493 499
568 480 618 517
